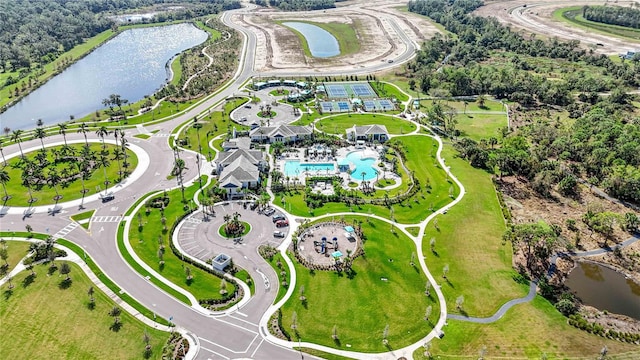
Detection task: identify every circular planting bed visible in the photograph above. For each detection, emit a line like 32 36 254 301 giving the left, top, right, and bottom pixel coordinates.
218 221 251 238
295 221 362 270
257 111 276 118
1 142 137 207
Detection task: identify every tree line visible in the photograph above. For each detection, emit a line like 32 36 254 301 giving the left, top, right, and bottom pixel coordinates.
406 0 640 204
583 5 640 29
251 0 343 11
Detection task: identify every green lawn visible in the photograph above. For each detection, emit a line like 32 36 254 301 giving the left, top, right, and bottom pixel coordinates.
316 113 416 135
419 99 506 113
234 269 255 296
128 180 235 302
263 251 291 305
370 81 410 102
3 143 137 207
0 262 169 360
415 296 640 359
274 135 456 224
180 98 250 160
1 240 32 274
169 55 182 87
422 144 526 317
280 217 438 352
455 113 507 141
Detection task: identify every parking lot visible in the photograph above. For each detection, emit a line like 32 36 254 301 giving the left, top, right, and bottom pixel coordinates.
176 201 290 280
229 88 301 128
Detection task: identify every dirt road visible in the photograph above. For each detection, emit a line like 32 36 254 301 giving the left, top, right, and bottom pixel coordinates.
476 0 640 54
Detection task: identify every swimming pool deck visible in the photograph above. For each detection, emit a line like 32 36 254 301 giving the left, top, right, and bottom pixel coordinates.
275 145 403 190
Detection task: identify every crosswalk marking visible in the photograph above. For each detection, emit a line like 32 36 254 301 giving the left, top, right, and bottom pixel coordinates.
53 222 78 239
154 133 170 137
91 216 123 223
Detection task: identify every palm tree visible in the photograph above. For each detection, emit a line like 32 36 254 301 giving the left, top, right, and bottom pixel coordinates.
58 123 68 147
88 286 95 303
47 169 62 203
109 306 122 324
0 139 6 166
34 127 47 152
77 123 89 146
36 118 44 128
96 126 110 150
98 154 111 195
10 130 25 158
59 262 71 281
112 147 123 179
120 133 129 175
21 172 36 204
0 168 10 201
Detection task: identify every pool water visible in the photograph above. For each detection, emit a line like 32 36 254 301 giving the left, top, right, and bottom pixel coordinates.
284 161 335 176
345 151 378 181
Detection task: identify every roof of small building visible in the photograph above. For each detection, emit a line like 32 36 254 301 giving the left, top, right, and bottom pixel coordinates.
347 124 389 136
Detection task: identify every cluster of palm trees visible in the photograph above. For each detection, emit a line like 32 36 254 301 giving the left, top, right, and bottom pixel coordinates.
0 121 131 206
222 211 244 237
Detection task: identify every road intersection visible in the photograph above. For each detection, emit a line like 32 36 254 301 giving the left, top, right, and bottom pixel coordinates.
0 3 451 360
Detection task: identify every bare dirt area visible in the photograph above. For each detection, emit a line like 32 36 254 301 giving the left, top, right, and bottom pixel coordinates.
499 176 635 251
476 0 640 54
233 0 440 74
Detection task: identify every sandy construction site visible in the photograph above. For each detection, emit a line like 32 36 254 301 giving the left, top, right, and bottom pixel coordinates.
231 0 440 73
476 0 640 54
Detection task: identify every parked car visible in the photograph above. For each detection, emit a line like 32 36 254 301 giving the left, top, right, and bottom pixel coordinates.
250 202 258 210
244 105 252 109
273 231 285 238
272 214 286 223
275 220 289 228
264 208 275 216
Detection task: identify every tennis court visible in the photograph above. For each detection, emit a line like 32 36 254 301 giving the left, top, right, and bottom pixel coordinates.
319 101 353 113
324 82 377 99
362 99 396 111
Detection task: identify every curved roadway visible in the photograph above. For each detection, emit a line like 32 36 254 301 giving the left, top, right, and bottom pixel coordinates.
0 3 529 360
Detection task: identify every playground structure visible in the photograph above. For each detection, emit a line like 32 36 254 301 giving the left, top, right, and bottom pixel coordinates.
296 222 360 267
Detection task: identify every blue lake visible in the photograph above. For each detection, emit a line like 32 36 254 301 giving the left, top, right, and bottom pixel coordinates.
1 23 208 131
282 22 340 58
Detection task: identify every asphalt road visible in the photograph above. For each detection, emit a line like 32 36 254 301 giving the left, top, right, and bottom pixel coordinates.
0 3 424 359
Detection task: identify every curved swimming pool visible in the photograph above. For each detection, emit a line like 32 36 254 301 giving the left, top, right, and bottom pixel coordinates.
284 161 335 177
345 151 378 181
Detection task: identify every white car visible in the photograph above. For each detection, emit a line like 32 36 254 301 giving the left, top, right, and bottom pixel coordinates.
273 231 285 238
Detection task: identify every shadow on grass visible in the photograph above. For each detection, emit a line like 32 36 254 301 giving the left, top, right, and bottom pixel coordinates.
333 338 341 347
444 278 455 289
48 265 58 276
87 301 96 310
457 309 469 317
22 273 36 288
3 289 13 300
58 278 73 289
431 250 440 257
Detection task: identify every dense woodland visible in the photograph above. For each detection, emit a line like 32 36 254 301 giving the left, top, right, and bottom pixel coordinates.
0 0 239 77
407 1 640 204
583 5 640 29
251 0 342 11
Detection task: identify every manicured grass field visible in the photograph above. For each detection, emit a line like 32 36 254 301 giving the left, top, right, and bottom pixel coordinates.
415 296 640 359
0 262 169 359
455 113 507 141
316 113 416 135
274 135 457 224
128 181 235 302
1 240 32 274
169 55 182 87
422 144 526 317
70 209 95 229
280 217 438 352
369 81 410 102
3 143 137 207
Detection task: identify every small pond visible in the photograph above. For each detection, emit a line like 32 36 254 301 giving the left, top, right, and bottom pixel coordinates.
282 22 340 58
565 261 640 320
